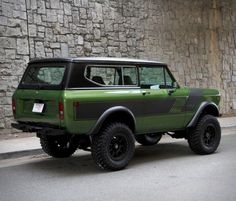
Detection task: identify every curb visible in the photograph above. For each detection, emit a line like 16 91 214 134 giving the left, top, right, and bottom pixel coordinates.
0 149 44 160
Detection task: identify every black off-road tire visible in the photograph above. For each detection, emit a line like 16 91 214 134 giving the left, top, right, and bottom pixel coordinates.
40 135 78 158
91 123 135 171
135 134 162 146
188 115 221 155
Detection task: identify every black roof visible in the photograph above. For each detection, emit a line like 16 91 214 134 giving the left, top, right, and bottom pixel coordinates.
29 57 167 66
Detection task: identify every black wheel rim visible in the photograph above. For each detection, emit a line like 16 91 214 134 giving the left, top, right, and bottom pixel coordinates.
203 124 216 147
53 138 71 150
109 134 128 161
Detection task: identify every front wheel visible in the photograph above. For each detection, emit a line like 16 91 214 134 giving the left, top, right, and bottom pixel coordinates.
188 115 221 155
91 123 135 171
40 135 78 158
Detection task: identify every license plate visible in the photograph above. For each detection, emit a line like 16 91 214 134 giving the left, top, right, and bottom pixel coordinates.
32 103 44 113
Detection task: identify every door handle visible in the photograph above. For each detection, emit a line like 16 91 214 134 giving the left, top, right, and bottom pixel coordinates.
142 91 150 96
168 89 175 95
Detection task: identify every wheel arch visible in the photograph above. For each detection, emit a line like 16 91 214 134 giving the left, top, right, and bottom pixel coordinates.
89 106 136 135
187 101 220 128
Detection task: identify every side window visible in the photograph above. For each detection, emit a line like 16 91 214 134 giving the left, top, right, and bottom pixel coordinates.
85 66 138 86
86 66 119 86
139 67 165 89
139 66 175 89
123 67 137 85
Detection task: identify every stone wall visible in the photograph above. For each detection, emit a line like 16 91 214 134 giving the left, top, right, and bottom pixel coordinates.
0 0 236 133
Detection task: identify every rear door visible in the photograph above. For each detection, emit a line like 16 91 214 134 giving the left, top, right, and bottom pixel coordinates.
138 65 188 132
13 62 68 126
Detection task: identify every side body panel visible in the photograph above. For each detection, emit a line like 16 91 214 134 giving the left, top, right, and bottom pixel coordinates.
62 88 189 134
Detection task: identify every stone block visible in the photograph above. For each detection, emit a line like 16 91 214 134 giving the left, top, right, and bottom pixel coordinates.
53 49 61 57
0 16 8 26
13 10 27 20
46 10 57 22
0 108 4 119
64 3 72 15
92 3 103 23
61 43 69 57
94 28 101 40
0 37 16 49
108 46 120 57
38 1 46 14
2 2 13 18
4 105 12 117
50 42 60 49
232 75 236 82
84 42 92 53
35 41 45 57
81 0 88 7
31 0 37 10
50 0 61 9
21 21 28 36
5 27 22 37
38 26 45 32
5 49 16 59
77 35 84 45
28 24 37 37
33 13 42 24
17 38 29 55
74 0 81 6
80 8 87 19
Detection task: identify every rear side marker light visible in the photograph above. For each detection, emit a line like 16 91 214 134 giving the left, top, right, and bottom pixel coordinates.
12 98 16 118
59 100 64 120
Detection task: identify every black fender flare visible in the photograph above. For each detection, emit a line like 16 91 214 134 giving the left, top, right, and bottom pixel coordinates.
88 106 136 135
187 101 220 128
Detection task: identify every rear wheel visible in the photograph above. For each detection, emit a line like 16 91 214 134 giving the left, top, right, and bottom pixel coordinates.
91 123 135 171
40 135 78 158
135 133 162 146
188 115 221 155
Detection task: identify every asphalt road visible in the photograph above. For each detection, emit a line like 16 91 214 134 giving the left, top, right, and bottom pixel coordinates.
0 130 236 201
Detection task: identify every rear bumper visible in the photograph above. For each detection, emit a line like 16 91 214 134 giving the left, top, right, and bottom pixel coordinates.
11 123 65 136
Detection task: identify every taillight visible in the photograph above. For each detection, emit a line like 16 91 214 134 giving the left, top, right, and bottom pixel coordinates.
12 98 16 118
59 100 64 120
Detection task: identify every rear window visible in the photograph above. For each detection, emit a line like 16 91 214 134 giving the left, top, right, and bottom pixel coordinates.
19 64 67 89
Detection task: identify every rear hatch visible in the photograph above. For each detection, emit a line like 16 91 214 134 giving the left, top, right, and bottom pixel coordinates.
13 62 68 126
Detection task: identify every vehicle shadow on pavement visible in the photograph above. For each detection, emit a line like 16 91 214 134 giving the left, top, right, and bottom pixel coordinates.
132 141 193 166
26 141 195 175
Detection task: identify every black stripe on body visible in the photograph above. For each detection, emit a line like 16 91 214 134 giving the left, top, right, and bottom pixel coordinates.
182 89 203 112
75 99 176 120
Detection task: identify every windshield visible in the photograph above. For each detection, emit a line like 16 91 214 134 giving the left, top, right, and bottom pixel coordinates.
19 64 67 89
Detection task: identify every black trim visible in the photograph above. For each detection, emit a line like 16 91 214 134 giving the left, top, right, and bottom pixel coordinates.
187 102 220 128
11 123 65 136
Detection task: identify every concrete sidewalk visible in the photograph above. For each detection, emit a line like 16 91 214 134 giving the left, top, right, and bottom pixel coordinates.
0 116 236 160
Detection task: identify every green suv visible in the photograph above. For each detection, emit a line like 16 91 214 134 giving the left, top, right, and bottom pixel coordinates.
12 57 221 170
